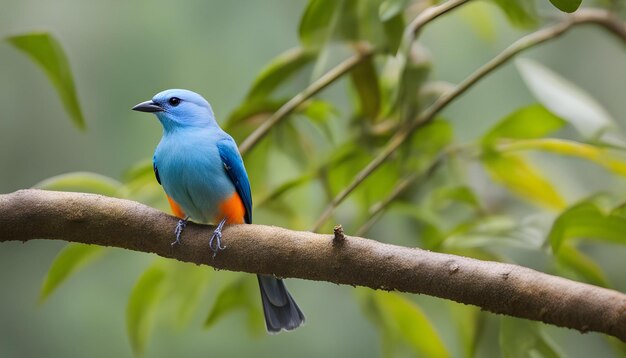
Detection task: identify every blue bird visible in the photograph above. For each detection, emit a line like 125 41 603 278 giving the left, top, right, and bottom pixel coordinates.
132 89 305 333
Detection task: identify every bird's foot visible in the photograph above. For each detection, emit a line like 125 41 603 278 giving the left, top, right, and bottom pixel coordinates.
209 218 227 257
171 217 189 246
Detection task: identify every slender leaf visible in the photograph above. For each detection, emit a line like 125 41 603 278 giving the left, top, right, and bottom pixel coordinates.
379 0 408 21
299 0 343 49
40 244 105 302
299 0 392 50
549 0 583 13
300 99 338 141
449 303 484 358
127 263 167 355
381 11 404 54
257 173 314 207
167 263 212 327
245 47 315 103
482 104 565 147
556 243 609 287
123 159 154 184
491 0 538 28
204 276 263 335
516 58 614 138
482 152 566 210
6 32 85 129
226 98 285 128
362 290 450 358
500 317 563 358
33 172 123 197
396 42 431 122
429 186 482 211
350 55 381 120
498 138 626 177
548 200 626 252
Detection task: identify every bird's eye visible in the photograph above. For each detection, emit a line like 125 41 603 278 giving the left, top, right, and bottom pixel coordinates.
168 97 181 106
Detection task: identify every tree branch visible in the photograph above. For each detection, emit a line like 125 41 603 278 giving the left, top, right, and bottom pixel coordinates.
311 8 626 231
2 189 626 341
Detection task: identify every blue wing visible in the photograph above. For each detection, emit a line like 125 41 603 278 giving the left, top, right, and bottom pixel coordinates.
153 155 161 185
217 139 252 224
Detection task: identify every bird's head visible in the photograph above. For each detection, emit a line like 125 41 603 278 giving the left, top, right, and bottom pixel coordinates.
132 89 217 131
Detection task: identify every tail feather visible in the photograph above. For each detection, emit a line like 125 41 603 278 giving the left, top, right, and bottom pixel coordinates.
257 275 305 333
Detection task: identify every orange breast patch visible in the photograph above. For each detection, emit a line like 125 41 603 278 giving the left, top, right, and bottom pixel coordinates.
217 192 245 224
166 195 186 219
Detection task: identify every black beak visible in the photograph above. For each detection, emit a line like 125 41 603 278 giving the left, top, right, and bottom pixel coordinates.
132 100 164 113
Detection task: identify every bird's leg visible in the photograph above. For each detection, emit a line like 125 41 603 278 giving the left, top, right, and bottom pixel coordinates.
209 217 228 257
172 216 190 246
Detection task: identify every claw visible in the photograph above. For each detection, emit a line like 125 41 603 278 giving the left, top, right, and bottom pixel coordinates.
172 217 189 246
209 217 227 257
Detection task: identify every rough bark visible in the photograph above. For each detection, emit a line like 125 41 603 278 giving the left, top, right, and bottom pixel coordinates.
1 189 626 341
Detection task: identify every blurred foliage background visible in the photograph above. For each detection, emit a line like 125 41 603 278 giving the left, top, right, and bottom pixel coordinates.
2 0 626 357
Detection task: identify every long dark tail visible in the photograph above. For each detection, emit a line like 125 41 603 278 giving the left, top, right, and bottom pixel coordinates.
257 275 305 333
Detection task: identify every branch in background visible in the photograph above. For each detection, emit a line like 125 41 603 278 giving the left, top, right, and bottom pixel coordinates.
2 189 626 341
238 0 471 156
311 9 626 231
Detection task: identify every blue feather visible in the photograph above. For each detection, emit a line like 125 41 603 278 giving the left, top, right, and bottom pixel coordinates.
217 139 252 224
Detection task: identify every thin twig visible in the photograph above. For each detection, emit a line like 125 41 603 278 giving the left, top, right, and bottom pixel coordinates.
401 0 470 55
311 9 626 231
2 189 626 341
238 0 472 156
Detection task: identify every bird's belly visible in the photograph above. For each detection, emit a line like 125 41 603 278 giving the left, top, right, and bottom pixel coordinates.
156 144 235 224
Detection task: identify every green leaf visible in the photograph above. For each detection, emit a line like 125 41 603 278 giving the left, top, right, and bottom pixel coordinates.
226 98 285 128
482 105 565 147
299 0 343 49
127 263 167 356
361 290 450 358
39 243 105 302
33 172 123 197
396 43 431 122
379 0 407 21
548 200 626 253
411 119 453 161
245 47 315 103
300 99 338 141
555 243 609 287
429 186 482 212
350 55 381 119
491 0 538 28
123 159 154 184
299 0 391 50
449 303 484 358
204 276 263 335
164 262 212 327
257 173 315 207
381 11 404 54
549 0 582 13
460 2 497 42
258 141 357 206
482 152 566 210
500 317 563 358
120 160 169 209
497 138 626 177
516 58 614 138
6 32 85 130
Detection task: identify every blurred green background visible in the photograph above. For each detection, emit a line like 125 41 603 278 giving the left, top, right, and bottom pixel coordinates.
2 0 626 357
